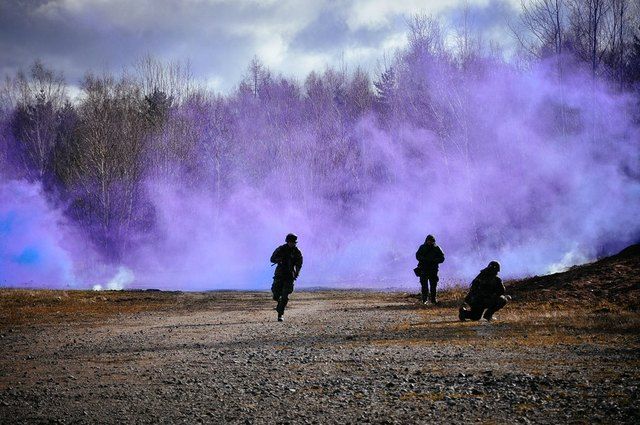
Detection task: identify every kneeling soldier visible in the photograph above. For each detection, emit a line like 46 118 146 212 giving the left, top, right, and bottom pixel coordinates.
459 261 509 321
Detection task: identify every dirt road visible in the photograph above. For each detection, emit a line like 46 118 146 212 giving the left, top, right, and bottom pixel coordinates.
1 290 638 424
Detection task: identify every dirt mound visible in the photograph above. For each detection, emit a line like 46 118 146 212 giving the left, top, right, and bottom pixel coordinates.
508 244 640 308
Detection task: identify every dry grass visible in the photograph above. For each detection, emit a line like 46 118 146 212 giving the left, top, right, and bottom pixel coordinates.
0 289 271 327
365 290 640 354
0 289 177 326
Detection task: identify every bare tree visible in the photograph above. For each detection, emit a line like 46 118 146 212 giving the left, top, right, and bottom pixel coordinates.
67 73 148 258
567 0 612 75
626 24 640 85
241 56 272 99
514 0 640 81
373 64 397 126
604 0 640 87
8 61 67 180
0 103 11 177
16 61 67 109
345 67 374 121
135 55 194 105
11 92 58 180
514 0 567 58
454 1 486 68
407 14 446 58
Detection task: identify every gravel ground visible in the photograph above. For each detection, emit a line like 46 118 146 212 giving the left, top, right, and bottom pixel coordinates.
1 291 639 424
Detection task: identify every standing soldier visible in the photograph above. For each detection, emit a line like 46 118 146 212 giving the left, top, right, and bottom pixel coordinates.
415 234 445 304
459 261 509 321
270 233 303 322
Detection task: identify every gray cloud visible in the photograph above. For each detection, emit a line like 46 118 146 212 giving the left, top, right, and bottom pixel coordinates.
0 0 262 90
0 0 520 92
443 0 519 41
290 4 392 53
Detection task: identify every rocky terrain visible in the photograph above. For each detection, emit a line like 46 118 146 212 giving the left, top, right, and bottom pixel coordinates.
1 246 639 424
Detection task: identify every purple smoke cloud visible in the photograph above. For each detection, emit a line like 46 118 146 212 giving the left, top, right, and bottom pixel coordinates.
0 180 77 287
1 47 638 290
0 180 130 289
119 57 638 290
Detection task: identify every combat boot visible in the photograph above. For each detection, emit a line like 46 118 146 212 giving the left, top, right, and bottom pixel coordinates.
458 306 467 322
277 314 284 322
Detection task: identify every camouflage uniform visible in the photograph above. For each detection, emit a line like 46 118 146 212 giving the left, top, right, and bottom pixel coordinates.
460 263 508 321
415 236 445 303
270 243 303 320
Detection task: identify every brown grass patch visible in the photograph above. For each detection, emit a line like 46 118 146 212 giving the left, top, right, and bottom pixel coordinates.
370 295 640 352
0 289 180 326
0 289 273 327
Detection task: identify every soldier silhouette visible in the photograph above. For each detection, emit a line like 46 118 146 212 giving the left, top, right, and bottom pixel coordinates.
459 261 509 321
415 234 445 304
270 233 303 322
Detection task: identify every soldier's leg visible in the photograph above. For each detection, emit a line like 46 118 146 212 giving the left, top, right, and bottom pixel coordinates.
271 278 282 301
428 272 439 304
276 293 289 316
467 302 485 321
483 295 508 321
419 275 429 303
276 280 294 317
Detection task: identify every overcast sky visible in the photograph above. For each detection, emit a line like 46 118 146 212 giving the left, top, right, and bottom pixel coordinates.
0 0 520 94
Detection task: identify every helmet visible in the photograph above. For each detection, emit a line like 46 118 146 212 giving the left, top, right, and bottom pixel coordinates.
488 261 500 272
285 233 298 243
425 234 435 243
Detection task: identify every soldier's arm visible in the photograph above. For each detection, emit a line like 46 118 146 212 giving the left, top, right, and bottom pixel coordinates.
297 250 303 270
437 247 445 264
495 277 505 296
270 246 283 264
465 276 481 303
470 274 481 292
415 245 424 262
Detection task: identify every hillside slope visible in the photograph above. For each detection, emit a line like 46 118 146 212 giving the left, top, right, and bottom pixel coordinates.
508 244 640 308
